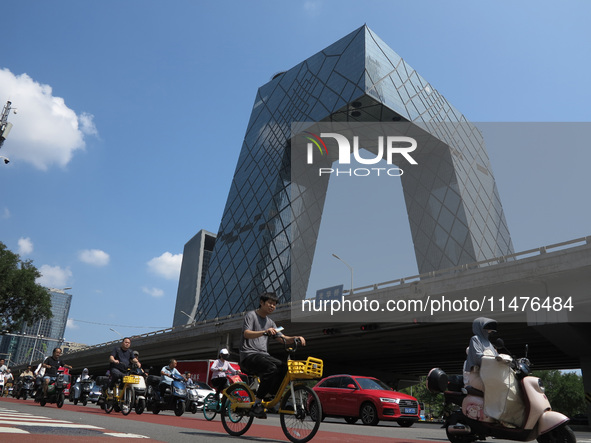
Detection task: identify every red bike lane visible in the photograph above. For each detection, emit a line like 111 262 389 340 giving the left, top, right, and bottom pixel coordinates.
1 396 431 442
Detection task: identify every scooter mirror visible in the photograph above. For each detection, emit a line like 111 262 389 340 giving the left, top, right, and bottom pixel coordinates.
494 338 505 350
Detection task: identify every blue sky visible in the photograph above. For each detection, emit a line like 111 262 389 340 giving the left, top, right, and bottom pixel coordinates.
1 1 590 346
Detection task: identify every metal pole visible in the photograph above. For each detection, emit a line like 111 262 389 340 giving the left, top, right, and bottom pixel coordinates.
332 253 354 295
180 310 195 325
29 321 42 365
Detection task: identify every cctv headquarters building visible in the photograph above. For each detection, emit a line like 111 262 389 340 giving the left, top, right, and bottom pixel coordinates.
172 25 513 327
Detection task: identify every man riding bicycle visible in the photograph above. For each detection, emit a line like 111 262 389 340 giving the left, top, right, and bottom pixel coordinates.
239 292 306 419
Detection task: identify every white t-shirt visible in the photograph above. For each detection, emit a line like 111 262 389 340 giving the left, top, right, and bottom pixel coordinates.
211 359 233 379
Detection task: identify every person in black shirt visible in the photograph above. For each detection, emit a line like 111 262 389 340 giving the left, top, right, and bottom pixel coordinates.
108 337 140 389
42 348 72 396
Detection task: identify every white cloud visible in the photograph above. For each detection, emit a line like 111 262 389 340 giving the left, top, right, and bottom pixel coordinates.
36 264 72 288
78 249 110 267
147 252 182 280
0 68 98 170
66 318 79 329
142 286 165 298
17 237 33 255
1 208 9 219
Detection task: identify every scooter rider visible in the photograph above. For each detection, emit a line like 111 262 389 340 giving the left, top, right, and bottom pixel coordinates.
76 368 91 383
20 366 34 379
210 348 237 399
184 371 195 387
160 359 185 396
131 351 146 376
465 317 498 392
42 347 72 397
109 337 139 390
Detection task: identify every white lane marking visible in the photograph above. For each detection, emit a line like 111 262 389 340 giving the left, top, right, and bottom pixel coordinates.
0 407 103 429
0 420 103 428
0 416 72 423
103 433 151 439
0 427 30 434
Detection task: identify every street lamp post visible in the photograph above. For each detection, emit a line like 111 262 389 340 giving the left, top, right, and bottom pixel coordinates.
332 253 354 295
109 328 123 338
29 321 43 365
31 348 46 361
179 310 195 325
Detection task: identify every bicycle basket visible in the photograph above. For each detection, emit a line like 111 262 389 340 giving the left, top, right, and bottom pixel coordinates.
287 357 323 379
123 375 140 384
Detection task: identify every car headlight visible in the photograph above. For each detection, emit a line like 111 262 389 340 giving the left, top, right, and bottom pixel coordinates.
380 397 400 403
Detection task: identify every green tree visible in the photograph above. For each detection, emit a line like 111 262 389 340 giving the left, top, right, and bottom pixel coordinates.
400 376 448 419
533 369 585 417
0 241 52 332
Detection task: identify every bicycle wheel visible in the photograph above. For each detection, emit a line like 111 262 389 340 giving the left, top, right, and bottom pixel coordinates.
221 383 254 436
280 384 322 443
121 386 134 416
103 393 114 414
203 393 218 421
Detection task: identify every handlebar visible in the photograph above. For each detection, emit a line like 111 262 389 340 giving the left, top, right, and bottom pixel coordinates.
276 335 302 354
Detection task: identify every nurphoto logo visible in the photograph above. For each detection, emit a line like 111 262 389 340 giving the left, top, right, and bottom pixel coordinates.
304 131 418 177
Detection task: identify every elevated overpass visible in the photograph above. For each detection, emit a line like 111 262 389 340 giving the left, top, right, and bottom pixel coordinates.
21 237 591 393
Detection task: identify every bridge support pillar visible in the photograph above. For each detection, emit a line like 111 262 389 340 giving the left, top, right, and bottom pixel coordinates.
580 356 591 425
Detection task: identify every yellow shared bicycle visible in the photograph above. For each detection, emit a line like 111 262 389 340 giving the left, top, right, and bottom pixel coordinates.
220 337 323 443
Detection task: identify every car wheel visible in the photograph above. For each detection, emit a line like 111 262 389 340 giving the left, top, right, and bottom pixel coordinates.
397 419 414 427
344 417 358 424
360 402 379 426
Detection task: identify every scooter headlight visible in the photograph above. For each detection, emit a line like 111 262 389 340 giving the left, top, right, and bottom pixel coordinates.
537 379 545 393
174 387 187 396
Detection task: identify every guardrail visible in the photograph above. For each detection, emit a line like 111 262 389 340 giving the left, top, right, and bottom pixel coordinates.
70 235 590 353
350 235 591 294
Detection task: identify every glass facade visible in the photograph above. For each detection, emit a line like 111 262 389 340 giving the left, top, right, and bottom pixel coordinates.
194 25 513 321
173 230 216 327
0 288 72 365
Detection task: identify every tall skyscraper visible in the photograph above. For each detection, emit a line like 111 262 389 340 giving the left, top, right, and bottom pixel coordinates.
176 25 513 322
172 230 216 326
1 288 72 365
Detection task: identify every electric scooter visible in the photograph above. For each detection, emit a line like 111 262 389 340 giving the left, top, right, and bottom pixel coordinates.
427 343 575 443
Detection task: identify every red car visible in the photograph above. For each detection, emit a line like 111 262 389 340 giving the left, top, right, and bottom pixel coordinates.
313 374 420 426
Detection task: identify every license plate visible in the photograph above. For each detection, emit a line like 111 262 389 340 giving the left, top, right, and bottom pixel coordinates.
404 408 416 414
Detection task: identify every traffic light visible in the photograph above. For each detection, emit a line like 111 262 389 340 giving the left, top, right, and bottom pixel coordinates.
360 324 378 331
322 328 340 335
